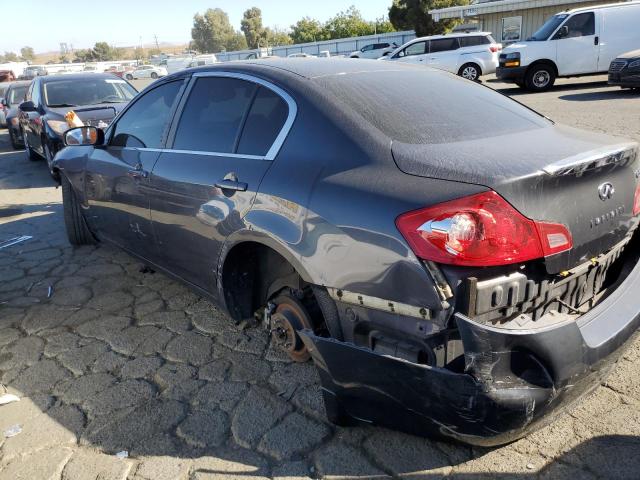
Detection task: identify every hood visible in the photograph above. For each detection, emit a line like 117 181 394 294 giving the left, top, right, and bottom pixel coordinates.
48 102 128 128
619 49 640 59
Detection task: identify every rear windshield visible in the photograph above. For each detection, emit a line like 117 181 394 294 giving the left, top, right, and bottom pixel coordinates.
316 69 549 144
43 78 137 107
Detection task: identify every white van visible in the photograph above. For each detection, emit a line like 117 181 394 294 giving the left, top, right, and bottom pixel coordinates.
165 57 194 74
384 32 502 81
497 1 640 91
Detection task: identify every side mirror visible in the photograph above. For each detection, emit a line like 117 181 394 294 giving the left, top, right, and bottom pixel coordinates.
0 98 6 107
19 101 36 112
64 126 104 146
557 25 569 38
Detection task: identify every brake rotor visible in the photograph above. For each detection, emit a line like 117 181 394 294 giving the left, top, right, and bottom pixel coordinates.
270 295 314 362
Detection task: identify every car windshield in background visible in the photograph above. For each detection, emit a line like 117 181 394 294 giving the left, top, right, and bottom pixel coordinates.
528 14 568 40
8 86 28 105
317 69 549 144
43 78 137 107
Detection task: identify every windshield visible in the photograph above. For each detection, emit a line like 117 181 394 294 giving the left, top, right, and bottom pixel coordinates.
528 14 568 40
8 86 28 105
43 78 137 107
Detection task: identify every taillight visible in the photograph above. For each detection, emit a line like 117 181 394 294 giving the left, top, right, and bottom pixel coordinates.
396 191 573 267
490 44 502 53
633 183 640 216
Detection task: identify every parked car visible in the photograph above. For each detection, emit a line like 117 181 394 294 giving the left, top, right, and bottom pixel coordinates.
384 32 501 81
2 80 30 148
19 73 137 177
0 83 9 127
0 70 16 82
497 1 640 91
350 42 397 59
287 53 316 58
19 66 47 80
53 59 640 446
128 65 168 80
608 49 640 89
104 65 135 78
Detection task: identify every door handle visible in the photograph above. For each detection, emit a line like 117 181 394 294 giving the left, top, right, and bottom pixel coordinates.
214 179 248 192
127 167 148 179
594 36 599 46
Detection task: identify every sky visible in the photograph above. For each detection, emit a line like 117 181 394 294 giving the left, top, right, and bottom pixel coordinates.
2 0 393 54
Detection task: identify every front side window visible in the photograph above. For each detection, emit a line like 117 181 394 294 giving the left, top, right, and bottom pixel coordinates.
362 45 374 52
554 12 595 39
172 77 256 153
529 14 568 41
237 86 289 156
8 86 28 105
111 80 182 148
400 41 427 57
429 38 460 53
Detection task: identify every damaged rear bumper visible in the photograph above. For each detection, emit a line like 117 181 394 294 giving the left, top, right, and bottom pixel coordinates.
300 257 640 446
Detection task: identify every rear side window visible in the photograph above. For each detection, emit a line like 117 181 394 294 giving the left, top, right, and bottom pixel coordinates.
430 38 460 53
173 77 257 153
237 87 288 156
459 36 491 47
111 80 182 148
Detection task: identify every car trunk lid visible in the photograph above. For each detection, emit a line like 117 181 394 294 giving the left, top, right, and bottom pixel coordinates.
392 124 640 273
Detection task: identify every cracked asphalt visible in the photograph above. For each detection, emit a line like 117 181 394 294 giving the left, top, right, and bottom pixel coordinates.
1 76 639 479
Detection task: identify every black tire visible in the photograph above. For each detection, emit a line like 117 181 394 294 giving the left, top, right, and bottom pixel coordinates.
9 128 24 150
126 74 133 80
25 135 40 161
43 141 60 181
525 64 556 92
151 72 158 79
61 175 96 246
458 63 481 81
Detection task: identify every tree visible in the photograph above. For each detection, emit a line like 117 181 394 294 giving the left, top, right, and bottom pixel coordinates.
290 17 327 44
191 8 236 53
20 46 35 62
226 32 248 51
92 42 113 61
323 6 372 39
73 49 95 62
372 16 396 34
241 7 267 49
389 0 468 37
2 51 19 62
265 28 293 47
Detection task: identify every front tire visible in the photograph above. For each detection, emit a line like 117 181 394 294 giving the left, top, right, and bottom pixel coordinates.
525 64 556 92
458 63 481 81
126 74 133 80
61 175 96 246
151 72 158 79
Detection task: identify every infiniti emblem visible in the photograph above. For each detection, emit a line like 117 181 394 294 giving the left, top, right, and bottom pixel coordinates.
598 182 615 201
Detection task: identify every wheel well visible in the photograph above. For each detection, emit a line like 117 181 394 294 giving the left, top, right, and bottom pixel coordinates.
459 62 482 75
221 242 305 321
527 60 558 76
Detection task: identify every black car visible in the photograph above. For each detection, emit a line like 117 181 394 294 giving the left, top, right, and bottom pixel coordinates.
52 60 640 446
608 49 640 89
19 73 137 177
2 80 31 149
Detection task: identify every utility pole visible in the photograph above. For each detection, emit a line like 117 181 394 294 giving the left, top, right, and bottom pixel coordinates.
154 34 160 51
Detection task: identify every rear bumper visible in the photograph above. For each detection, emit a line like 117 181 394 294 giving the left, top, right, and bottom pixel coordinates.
301 254 640 446
496 65 527 82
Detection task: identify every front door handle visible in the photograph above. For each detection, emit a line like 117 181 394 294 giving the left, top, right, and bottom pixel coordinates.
594 36 599 46
214 179 248 192
127 167 148 179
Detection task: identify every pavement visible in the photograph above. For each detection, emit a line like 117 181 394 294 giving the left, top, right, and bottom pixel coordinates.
0 75 639 480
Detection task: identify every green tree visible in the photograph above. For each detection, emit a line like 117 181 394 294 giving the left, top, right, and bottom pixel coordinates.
191 8 236 53
2 51 19 62
241 7 267 49
226 32 248 51
371 16 396 34
389 0 468 37
92 42 113 61
323 6 372 39
73 49 95 62
290 17 327 44
20 46 35 62
265 27 293 47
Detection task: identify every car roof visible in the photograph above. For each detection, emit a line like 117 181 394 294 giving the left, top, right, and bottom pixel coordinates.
41 73 119 82
412 32 492 41
568 0 640 14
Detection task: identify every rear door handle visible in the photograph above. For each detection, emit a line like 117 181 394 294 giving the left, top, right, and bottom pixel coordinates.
214 179 248 192
594 36 599 45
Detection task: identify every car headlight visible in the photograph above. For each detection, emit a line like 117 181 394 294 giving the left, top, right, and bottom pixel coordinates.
46 119 70 136
504 52 521 60
628 59 640 69
502 51 521 67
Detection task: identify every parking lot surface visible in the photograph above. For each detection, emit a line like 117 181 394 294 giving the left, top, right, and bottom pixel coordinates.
1 76 639 479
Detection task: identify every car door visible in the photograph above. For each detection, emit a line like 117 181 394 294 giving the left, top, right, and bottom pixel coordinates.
23 79 44 152
554 12 599 75
83 79 185 257
427 38 462 73
391 41 429 64
148 73 293 293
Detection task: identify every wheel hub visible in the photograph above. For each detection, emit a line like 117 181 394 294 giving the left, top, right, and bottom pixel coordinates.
270 296 313 362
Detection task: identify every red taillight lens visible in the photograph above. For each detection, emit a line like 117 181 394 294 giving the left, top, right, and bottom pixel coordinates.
633 183 640 216
490 44 502 53
396 191 573 267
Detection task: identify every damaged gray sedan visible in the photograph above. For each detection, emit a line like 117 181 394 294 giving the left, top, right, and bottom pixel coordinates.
52 59 640 446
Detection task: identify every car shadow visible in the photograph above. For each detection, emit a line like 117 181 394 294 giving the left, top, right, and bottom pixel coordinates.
559 88 640 102
494 80 610 96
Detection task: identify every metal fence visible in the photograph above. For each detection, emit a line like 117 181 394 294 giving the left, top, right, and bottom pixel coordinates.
216 30 417 62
